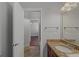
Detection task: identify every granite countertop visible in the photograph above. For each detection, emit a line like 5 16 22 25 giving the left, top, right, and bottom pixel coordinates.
47 39 79 57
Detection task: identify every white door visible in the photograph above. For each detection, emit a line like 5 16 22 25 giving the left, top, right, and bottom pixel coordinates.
13 3 24 57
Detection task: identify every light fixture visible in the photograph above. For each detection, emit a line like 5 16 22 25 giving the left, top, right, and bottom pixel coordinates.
61 2 78 12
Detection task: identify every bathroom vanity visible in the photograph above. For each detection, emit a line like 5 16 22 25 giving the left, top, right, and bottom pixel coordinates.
47 39 79 57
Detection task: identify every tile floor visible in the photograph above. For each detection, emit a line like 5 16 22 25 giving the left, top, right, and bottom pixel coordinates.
24 36 40 57
24 46 40 57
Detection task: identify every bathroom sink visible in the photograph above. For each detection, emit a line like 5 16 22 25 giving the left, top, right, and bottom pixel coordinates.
54 46 72 53
67 53 79 57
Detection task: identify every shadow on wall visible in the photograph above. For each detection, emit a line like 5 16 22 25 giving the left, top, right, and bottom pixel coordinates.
7 3 13 57
0 2 13 57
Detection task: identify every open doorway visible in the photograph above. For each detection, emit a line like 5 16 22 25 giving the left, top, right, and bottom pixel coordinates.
24 9 41 57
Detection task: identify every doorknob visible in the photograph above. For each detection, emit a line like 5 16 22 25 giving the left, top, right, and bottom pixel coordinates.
12 43 19 46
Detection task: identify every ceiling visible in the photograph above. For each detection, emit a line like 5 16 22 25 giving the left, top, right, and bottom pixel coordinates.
20 2 64 11
20 2 79 12
19 2 79 19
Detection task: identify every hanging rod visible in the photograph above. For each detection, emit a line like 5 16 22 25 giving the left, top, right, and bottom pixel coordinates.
44 26 59 30
64 27 79 29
